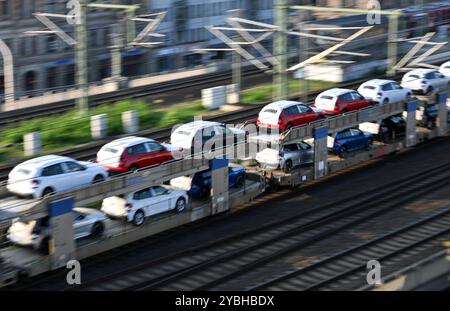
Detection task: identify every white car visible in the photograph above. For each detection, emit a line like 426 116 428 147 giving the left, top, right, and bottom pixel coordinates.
401 69 449 95
358 79 412 104
7 155 108 198
170 120 246 152
7 207 106 253
439 61 450 79
101 185 188 226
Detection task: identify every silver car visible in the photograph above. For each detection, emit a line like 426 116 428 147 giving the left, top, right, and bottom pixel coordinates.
255 141 314 173
7 207 106 254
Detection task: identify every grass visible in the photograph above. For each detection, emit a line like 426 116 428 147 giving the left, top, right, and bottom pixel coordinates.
241 79 337 103
0 99 207 164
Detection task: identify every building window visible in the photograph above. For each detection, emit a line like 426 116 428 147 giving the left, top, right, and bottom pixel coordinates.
0 0 10 17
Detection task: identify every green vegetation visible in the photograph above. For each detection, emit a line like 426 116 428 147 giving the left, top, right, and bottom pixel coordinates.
0 100 207 164
241 79 337 103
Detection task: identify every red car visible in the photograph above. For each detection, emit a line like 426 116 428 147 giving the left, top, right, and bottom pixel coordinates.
313 88 372 115
96 136 174 174
256 100 325 133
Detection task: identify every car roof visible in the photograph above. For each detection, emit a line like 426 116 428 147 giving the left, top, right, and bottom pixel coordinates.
175 121 222 133
406 68 436 75
320 88 353 97
263 100 303 111
103 136 154 149
362 79 395 86
440 61 450 68
17 155 73 169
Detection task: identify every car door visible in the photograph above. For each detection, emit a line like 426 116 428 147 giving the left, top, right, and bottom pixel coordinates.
72 212 90 239
298 142 314 164
339 129 354 150
390 82 404 102
126 143 149 169
40 163 67 192
282 105 300 128
282 144 301 166
149 186 172 214
351 128 366 150
380 83 394 103
425 72 437 89
144 142 172 167
339 92 353 111
434 71 448 89
297 104 315 124
63 161 91 189
351 91 367 109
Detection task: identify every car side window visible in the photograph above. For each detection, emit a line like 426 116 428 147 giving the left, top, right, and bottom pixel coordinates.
339 93 352 101
338 130 351 139
283 144 299 152
392 82 402 90
73 213 85 221
298 142 311 150
351 92 364 100
297 105 310 113
425 72 434 79
41 163 64 176
133 188 152 200
146 142 165 152
350 129 363 136
64 161 85 173
127 143 147 155
283 106 299 115
152 186 168 196
202 126 216 139
381 83 393 91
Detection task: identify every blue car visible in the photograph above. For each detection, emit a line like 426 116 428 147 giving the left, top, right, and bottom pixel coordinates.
170 165 246 199
328 128 373 157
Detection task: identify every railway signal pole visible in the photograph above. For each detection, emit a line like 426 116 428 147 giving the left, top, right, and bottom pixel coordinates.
76 0 88 114
273 0 288 101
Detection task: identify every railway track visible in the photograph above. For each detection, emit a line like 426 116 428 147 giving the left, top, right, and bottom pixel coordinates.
0 67 264 127
61 161 450 291
250 209 450 291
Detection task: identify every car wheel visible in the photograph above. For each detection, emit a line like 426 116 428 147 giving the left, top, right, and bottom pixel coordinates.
235 175 245 188
93 174 105 184
42 187 54 198
283 160 293 173
91 222 104 237
383 98 389 105
426 86 433 95
129 166 139 173
175 198 186 213
132 210 145 226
